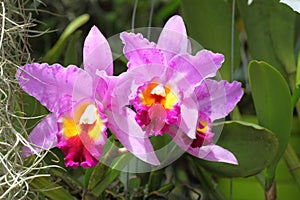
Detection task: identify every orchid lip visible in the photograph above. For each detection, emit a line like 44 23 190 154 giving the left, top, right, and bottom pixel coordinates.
133 81 181 135
57 100 107 168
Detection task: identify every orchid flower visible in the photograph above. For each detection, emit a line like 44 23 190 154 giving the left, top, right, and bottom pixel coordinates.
17 26 159 168
113 15 243 165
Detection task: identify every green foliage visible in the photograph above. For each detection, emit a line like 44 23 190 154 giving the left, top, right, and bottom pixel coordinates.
43 14 90 64
249 61 293 188
238 0 296 80
181 0 241 81
198 121 278 178
9 0 300 199
30 177 75 200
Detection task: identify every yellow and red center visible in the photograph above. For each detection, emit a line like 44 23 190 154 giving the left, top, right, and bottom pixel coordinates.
57 101 107 168
139 82 178 109
60 102 106 142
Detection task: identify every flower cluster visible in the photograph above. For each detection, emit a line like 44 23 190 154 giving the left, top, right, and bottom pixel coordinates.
16 15 243 168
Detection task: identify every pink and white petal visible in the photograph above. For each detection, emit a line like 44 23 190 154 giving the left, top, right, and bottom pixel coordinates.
16 63 87 113
169 50 224 87
22 114 58 157
188 144 238 165
157 15 189 61
195 79 243 121
83 26 113 76
120 32 166 69
106 109 160 166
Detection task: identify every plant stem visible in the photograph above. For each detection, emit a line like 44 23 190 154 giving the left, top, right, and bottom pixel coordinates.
265 180 277 200
283 143 300 188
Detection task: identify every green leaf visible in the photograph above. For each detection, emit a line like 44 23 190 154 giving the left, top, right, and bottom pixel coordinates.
89 153 133 197
198 121 278 177
181 0 241 81
43 14 90 64
237 0 296 80
154 0 180 25
292 86 300 107
30 177 74 200
64 30 82 66
293 51 300 107
249 61 293 188
129 176 141 194
269 1 296 76
297 50 300 86
157 183 175 193
148 170 164 192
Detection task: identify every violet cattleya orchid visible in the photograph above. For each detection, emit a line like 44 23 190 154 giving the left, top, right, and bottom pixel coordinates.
16 26 159 168
112 15 243 164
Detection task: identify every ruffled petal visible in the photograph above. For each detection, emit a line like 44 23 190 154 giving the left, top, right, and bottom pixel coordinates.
169 50 224 87
83 26 113 76
157 15 189 61
16 63 88 113
120 32 166 69
195 79 243 121
106 109 160 166
22 114 58 157
57 99 107 168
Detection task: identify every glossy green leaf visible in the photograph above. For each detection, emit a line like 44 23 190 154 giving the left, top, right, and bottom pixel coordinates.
249 61 292 165
238 0 296 80
249 61 293 188
64 30 81 66
181 0 241 81
43 14 90 64
30 177 74 200
198 121 278 177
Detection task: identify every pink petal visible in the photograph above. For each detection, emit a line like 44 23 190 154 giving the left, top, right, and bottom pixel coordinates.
16 63 87 113
190 145 238 165
106 109 160 166
157 15 189 61
22 114 58 157
179 95 199 139
195 79 243 121
169 127 238 165
95 70 118 106
169 50 224 87
120 32 166 69
83 26 113 76
72 70 94 103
